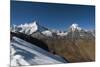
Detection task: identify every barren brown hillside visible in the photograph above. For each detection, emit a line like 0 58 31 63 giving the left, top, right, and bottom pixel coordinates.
33 36 95 63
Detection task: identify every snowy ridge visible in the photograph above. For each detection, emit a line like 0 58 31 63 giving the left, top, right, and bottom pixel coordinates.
57 31 68 36
11 36 67 66
11 22 94 37
42 30 53 37
11 21 49 35
11 21 54 36
11 21 38 35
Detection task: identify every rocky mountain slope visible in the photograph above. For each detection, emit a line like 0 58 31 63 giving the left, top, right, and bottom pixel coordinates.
11 21 95 62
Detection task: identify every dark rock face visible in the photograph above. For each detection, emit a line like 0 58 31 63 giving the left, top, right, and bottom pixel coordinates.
11 32 50 52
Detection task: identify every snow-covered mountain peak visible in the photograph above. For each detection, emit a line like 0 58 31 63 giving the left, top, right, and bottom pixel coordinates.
29 21 37 27
70 23 82 32
11 21 50 35
71 24 78 28
17 21 37 28
11 21 38 35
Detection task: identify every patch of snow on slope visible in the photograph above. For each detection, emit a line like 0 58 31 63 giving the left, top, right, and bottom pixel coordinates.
42 30 53 37
10 37 67 66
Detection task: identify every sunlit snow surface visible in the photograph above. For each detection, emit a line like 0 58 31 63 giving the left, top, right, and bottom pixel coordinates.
70 23 82 32
10 37 67 66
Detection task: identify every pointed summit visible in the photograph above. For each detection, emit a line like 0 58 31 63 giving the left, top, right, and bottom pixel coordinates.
29 21 37 27
70 23 82 32
11 21 49 35
70 24 78 29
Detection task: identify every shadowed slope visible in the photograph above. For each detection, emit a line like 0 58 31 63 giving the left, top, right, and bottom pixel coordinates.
11 32 49 51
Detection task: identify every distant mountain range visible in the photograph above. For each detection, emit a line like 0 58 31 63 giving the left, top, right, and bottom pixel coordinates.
11 21 94 38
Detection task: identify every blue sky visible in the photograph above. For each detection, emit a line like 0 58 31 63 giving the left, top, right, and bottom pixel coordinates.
11 1 95 31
